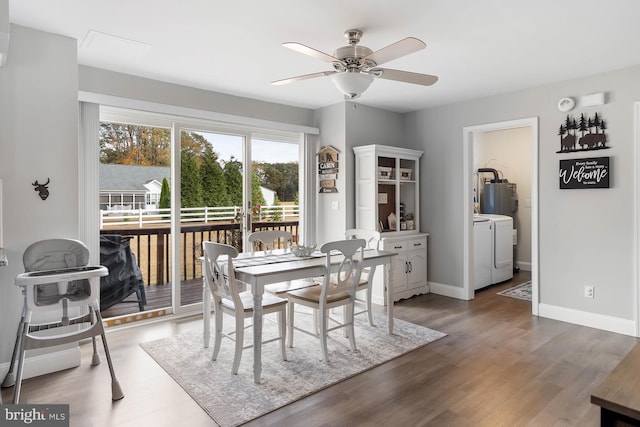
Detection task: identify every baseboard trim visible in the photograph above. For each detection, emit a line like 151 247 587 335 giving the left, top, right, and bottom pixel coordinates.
0 346 81 386
538 303 637 337
429 281 471 300
517 261 532 271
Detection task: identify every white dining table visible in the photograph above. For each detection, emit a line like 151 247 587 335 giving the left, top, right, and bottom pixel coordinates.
202 248 397 384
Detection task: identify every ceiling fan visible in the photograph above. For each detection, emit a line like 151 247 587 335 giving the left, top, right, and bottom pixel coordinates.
272 29 438 99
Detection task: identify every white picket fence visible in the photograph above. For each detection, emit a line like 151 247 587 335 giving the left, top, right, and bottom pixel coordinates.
100 205 299 228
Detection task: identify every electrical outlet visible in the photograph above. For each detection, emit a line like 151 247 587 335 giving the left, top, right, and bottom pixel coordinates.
584 285 594 299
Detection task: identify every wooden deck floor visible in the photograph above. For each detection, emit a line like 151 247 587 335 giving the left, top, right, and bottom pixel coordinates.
100 278 203 318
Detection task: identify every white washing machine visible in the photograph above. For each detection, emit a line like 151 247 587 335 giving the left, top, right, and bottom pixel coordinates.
473 216 492 290
473 214 513 289
483 214 514 284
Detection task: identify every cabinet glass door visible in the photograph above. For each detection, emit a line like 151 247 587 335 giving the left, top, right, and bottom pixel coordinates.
398 157 417 232
377 156 396 232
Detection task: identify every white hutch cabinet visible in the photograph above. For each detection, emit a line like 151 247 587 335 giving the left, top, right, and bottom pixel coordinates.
353 144 429 304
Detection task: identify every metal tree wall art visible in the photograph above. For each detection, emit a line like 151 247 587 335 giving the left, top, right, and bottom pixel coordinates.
557 113 608 153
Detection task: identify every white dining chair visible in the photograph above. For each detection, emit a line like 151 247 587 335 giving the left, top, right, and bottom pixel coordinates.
248 230 317 297
345 228 381 326
202 240 288 374
286 238 366 362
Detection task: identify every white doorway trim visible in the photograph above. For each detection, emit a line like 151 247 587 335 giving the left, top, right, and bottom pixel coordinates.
634 102 640 337
463 117 539 315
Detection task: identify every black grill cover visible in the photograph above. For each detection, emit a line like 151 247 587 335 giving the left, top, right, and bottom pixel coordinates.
99 234 145 311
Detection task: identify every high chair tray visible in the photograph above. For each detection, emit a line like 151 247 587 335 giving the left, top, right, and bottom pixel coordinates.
16 265 108 286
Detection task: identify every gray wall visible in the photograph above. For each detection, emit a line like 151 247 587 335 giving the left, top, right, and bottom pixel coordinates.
79 66 315 128
313 102 405 245
405 65 640 323
0 25 80 366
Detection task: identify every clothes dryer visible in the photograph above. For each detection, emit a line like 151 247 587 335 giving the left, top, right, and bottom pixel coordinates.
473 215 492 290
483 214 513 284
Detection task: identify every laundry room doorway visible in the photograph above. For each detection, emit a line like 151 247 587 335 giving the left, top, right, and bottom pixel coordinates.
462 118 539 315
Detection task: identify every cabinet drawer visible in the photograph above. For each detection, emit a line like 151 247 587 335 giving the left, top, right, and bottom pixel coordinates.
406 237 426 251
382 235 427 253
383 240 407 252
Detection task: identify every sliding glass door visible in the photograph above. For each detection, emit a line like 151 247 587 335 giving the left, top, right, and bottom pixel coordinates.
97 107 304 319
175 126 249 310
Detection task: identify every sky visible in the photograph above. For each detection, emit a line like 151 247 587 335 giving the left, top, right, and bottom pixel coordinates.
199 132 299 164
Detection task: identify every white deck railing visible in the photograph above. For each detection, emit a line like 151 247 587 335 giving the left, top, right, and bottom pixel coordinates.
100 205 299 228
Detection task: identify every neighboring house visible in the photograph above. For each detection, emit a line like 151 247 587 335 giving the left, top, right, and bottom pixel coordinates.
260 186 276 206
99 164 170 211
100 163 276 210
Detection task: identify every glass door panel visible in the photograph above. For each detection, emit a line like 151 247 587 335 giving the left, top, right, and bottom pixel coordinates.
98 120 173 319
177 128 247 310
249 138 301 247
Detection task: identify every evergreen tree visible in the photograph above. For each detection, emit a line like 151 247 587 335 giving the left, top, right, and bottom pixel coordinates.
252 168 267 207
271 193 282 221
201 145 230 207
181 147 203 208
578 113 588 137
224 158 243 206
159 177 170 210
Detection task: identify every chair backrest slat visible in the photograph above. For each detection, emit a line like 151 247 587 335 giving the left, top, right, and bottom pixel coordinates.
247 230 293 253
345 228 381 251
320 239 366 299
202 241 243 309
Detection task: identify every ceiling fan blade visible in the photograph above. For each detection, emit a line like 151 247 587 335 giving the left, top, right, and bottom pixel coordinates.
282 42 340 63
373 68 439 86
363 37 426 66
271 71 337 86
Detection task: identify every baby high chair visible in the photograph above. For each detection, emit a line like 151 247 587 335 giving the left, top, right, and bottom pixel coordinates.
1 238 124 403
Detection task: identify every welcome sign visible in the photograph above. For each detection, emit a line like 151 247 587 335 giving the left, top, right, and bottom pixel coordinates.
559 156 610 189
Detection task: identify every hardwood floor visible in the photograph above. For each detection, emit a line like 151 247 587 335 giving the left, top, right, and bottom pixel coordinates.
3 272 637 426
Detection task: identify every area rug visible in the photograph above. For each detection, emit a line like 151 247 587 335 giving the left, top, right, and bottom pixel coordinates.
140 310 446 426
497 280 532 301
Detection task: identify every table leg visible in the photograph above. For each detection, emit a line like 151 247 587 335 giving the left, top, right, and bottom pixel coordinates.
386 260 394 335
203 272 211 348
252 282 264 384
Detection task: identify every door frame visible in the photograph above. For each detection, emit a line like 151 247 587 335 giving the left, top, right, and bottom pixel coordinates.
634 101 640 337
462 117 539 315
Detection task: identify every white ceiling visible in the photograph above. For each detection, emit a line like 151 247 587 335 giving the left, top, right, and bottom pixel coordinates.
8 0 640 113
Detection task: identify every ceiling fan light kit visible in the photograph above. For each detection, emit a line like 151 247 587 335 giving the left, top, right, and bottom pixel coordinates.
273 29 438 99
331 72 374 99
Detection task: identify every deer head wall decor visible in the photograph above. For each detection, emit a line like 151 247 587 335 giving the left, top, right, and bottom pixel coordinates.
32 178 50 200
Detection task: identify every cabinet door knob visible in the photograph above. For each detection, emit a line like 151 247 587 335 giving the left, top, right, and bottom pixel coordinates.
394 245 402 249
413 243 422 247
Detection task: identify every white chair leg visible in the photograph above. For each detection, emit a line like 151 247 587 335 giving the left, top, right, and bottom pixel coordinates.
231 315 244 374
278 309 287 361
287 302 295 348
212 305 223 361
366 284 375 326
320 309 329 362
347 302 357 353
313 309 319 334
